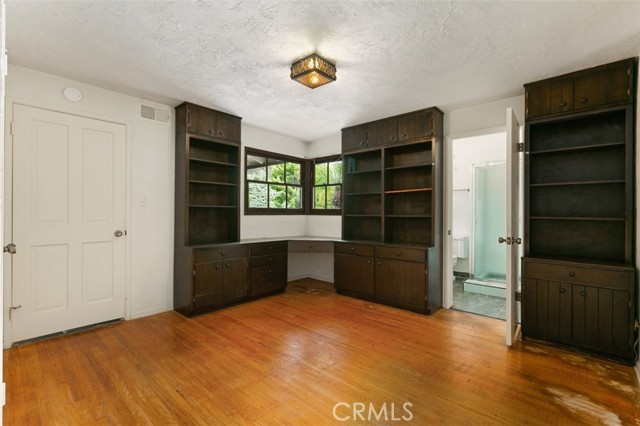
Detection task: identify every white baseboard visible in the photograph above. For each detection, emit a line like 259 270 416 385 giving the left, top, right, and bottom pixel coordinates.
130 305 172 320
288 274 333 284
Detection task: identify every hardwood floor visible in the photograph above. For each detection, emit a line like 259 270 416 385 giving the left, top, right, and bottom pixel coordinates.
4 278 639 425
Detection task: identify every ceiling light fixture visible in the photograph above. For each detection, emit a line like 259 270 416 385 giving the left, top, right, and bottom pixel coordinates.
290 53 336 89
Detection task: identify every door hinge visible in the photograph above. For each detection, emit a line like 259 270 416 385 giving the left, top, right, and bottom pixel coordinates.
3 243 16 254
9 122 13 136
517 143 524 152
192 268 196 277
515 291 522 302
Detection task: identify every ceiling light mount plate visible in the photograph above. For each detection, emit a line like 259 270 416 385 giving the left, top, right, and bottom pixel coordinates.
290 53 336 89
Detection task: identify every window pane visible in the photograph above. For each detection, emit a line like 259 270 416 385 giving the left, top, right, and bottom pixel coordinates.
247 166 266 181
328 161 342 184
327 185 341 209
269 184 286 208
314 163 327 185
268 159 285 183
286 162 301 184
248 183 268 208
314 186 326 209
287 186 302 209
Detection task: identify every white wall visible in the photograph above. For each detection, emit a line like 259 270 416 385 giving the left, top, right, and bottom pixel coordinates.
445 95 525 136
3 65 175 341
451 132 506 275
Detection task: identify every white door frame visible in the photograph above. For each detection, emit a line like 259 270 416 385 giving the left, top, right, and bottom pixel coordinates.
3 99 132 347
443 126 506 309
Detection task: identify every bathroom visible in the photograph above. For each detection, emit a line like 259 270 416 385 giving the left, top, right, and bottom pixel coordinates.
451 132 507 319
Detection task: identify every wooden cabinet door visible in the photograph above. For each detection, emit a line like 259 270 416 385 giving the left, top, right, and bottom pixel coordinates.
521 277 572 344
214 112 241 143
187 104 216 136
597 61 632 106
193 261 223 309
573 70 599 111
334 254 374 295
398 110 433 141
366 118 397 146
222 257 248 303
572 284 633 358
376 259 426 308
342 125 368 153
548 78 573 115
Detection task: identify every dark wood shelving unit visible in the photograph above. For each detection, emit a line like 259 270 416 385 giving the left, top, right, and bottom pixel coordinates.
174 102 246 316
522 57 637 363
338 107 443 314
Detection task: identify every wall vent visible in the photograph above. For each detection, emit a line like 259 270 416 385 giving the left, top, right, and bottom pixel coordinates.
140 104 170 124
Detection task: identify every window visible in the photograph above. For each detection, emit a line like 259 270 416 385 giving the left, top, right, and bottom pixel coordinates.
245 148 305 214
311 155 342 214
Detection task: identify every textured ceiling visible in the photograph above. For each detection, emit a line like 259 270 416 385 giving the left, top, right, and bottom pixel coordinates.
6 1 640 141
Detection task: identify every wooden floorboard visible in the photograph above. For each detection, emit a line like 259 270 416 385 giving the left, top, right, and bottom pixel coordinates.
4 278 639 425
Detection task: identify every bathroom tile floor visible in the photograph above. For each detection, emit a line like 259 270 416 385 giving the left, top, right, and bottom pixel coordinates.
452 277 506 320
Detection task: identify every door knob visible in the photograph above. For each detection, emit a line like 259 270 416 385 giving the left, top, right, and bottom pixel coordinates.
498 237 512 245
114 230 124 237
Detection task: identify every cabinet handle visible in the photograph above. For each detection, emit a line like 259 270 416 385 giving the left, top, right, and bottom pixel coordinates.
580 290 586 297
377 261 382 265
268 257 273 262
580 97 588 104
268 269 272 273
225 263 231 268
401 133 407 139
367 260 371 265
350 247 355 252
268 281 272 286
215 265 221 270
221 251 225 256
396 251 401 256
268 246 273 251
569 271 575 277
560 101 567 107
559 287 566 293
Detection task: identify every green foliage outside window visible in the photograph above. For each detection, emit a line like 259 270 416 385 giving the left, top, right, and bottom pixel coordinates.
247 153 303 210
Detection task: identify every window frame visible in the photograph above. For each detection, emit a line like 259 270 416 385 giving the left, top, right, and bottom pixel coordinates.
244 147 306 215
309 154 343 215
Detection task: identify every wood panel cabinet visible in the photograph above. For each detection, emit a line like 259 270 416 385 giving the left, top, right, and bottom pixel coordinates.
522 258 635 361
334 243 434 314
174 102 244 316
525 58 634 120
182 102 241 143
522 57 637 363
249 241 287 298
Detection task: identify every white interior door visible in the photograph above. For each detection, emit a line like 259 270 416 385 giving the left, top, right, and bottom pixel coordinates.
10 105 126 342
505 108 522 346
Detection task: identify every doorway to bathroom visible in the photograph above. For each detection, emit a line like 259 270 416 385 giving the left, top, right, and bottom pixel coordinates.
450 132 507 319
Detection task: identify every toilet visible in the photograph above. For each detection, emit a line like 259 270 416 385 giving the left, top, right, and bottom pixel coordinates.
452 236 469 279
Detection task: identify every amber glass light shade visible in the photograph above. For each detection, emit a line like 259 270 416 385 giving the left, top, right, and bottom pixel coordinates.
290 53 336 89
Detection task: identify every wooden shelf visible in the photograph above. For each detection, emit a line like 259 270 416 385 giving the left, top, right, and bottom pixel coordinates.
344 191 382 196
189 180 237 187
385 163 431 171
189 205 237 209
530 216 624 222
344 214 382 218
346 169 381 175
386 215 432 218
529 141 625 155
385 188 432 194
189 157 237 167
530 180 624 187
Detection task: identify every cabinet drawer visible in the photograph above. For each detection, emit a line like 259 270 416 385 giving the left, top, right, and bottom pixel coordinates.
251 252 287 268
335 242 374 257
522 260 632 290
194 244 248 263
288 240 334 253
250 241 287 256
250 275 287 297
251 263 287 281
375 246 426 263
